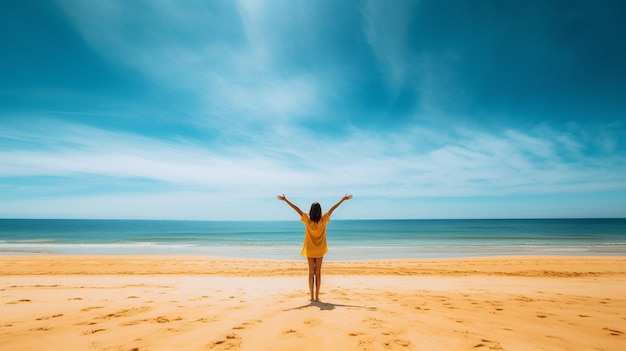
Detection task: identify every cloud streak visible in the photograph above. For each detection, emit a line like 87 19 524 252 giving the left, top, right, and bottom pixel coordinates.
2 118 623 217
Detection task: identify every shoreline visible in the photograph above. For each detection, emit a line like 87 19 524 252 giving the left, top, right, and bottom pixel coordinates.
2 255 625 350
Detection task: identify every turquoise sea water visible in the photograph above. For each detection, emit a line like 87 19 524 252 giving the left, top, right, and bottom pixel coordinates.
1 219 625 260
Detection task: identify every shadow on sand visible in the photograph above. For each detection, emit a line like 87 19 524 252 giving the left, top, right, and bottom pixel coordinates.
284 300 377 311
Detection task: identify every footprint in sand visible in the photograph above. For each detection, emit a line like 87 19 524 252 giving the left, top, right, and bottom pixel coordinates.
241 320 261 327
363 317 385 329
207 333 242 350
98 306 151 320
6 299 31 304
393 339 411 347
188 295 211 302
156 316 170 323
603 327 623 336
82 328 106 335
304 318 322 327
120 319 145 327
81 306 104 312
473 339 504 350
36 314 64 320
197 316 220 323
280 329 304 339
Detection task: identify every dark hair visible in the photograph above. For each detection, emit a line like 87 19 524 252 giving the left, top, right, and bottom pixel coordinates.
309 202 322 223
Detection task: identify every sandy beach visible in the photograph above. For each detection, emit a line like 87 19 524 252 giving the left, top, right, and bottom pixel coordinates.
1 256 625 350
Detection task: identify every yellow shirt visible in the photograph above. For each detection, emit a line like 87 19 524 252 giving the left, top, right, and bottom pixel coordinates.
300 212 330 258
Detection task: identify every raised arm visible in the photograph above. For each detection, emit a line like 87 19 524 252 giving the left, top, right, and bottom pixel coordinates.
327 194 353 216
277 194 303 216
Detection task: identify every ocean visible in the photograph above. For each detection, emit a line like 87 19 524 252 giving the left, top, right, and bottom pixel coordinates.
1 219 625 260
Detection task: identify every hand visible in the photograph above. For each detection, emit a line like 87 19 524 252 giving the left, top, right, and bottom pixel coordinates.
277 194 286 201
343 194 353 201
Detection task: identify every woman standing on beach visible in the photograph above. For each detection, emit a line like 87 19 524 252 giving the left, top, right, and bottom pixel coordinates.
277 194 353 301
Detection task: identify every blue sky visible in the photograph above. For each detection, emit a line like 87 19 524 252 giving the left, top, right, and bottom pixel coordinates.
1 0 625 220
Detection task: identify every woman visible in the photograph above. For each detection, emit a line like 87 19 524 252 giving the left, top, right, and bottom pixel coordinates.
277 194 353 301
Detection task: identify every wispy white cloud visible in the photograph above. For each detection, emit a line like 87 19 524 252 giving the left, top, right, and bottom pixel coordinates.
363 0 416 92
55 0 323 128
2 117 625 218
0 120 307 191
362 0 467 119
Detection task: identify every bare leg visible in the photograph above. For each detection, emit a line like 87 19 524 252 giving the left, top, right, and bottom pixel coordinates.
314 256 323 301
306 257 315 301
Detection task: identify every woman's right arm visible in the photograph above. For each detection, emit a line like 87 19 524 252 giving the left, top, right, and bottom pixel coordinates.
277 194 303 216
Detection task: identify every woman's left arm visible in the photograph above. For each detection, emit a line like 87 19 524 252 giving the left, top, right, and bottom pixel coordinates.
327 194 353 216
